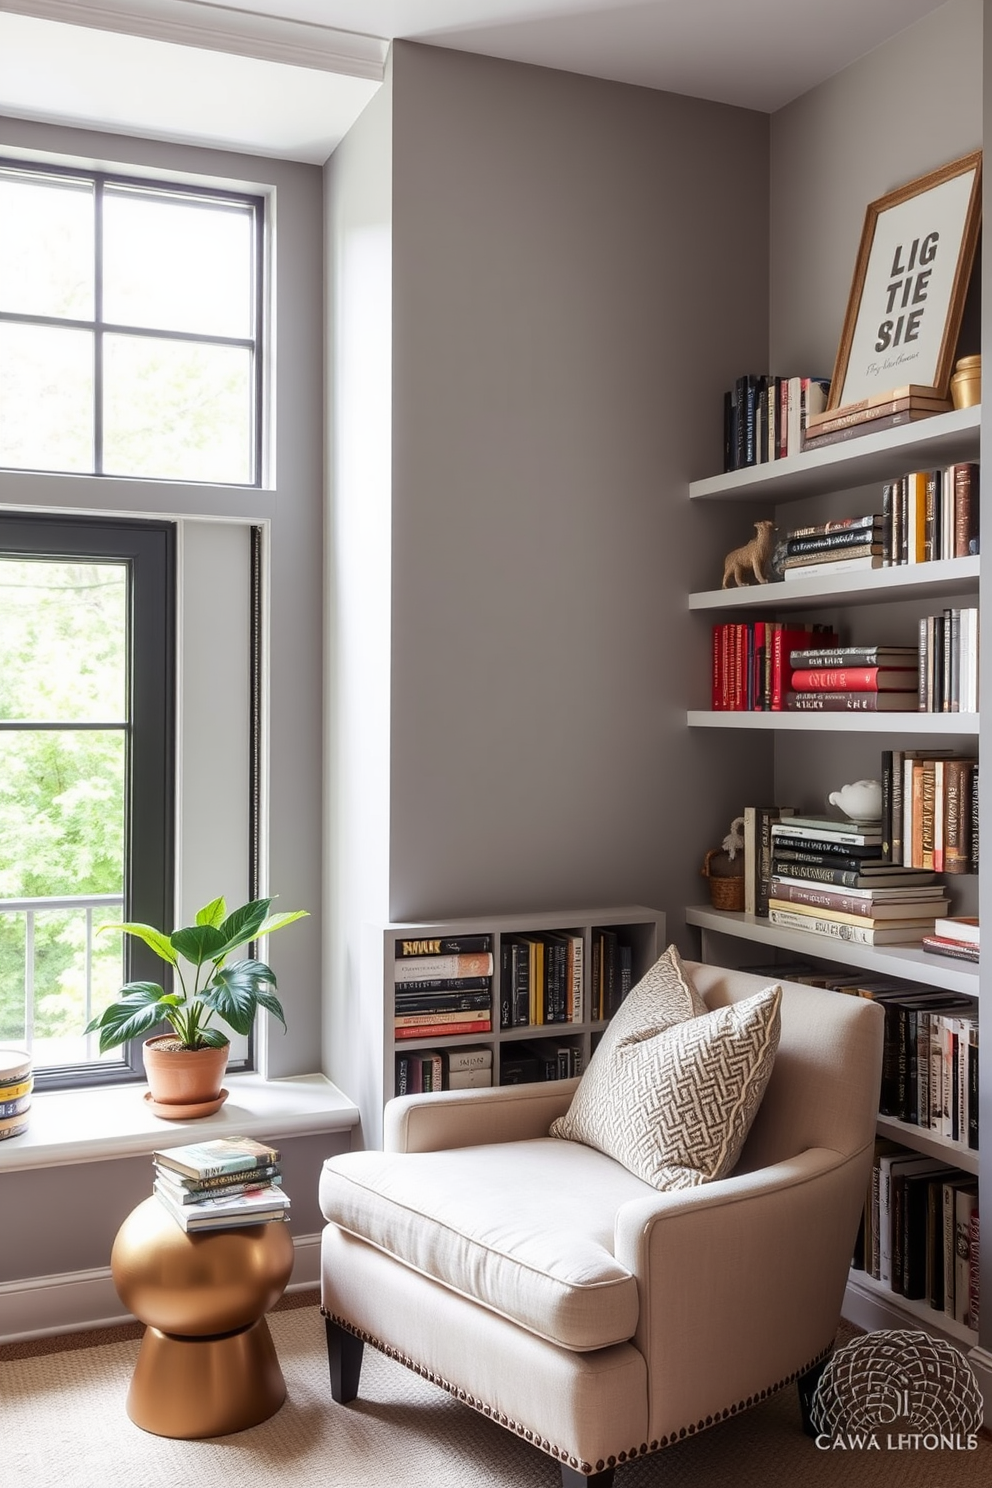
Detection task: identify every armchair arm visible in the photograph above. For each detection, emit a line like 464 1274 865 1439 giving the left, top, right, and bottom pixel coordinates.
613 1145 873 1444
384 1077 579 1153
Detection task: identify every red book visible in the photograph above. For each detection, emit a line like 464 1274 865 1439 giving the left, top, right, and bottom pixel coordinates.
770 627 839 709
394 1020 492 1040
789 666 919 692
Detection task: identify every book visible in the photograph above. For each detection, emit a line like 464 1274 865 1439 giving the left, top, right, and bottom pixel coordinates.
788 666 920 692
767 909 935 944
787 514 882 540
445 1045 493 1072
769 624 838 709
780 543 883 569
767 884 948 919
743 805 795 916
801 408 944 450
783 525 882 557
955 1186 980 1327
782 556 885 580
153 1137 280 1180
787 692 919 712
770 860 937 889
772 816 880 844
394 975 492 995
153 1162 281 1196
921 937 979 963
396 935 492 957
394 1019 492 1040
951 462 980 558
154 1170 285 1204
767 899 939 933
154 1180 291 1231
392 952 494 982
933 915 979 946
394 1008 492 1028
804 394 951 437
787 645 918 668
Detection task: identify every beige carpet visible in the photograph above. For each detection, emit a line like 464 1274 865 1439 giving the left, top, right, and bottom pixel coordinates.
3 1306 989 1488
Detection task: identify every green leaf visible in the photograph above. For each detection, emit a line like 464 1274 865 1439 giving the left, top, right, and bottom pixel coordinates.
170 923 227 966
194 1027 231 1049
195 897 227 928
209 898 272 960
83 982 170 1053
200 958 284 1036
99 922 177 965
255 909 309 939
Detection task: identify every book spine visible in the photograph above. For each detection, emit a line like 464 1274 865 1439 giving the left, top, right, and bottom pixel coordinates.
770 860 867 888
766 910 892 944
789 648 917 669
394 976 492 994
394 1019 492 1040
766 883 877 916
392 953 494 981
786 693 916 712
396 935 492 957
953 463 979 558
788 513 881 540
801 409 923 449
784 526 882 556
789 667 916 691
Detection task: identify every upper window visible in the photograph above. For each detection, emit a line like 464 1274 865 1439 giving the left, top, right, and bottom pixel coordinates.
0 162 263 485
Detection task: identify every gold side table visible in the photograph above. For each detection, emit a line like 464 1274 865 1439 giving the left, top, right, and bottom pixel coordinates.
111 1195 295 1438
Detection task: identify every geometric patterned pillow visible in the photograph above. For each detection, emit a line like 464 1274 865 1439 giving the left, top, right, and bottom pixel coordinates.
549 944 708 1155
552 976 782 1192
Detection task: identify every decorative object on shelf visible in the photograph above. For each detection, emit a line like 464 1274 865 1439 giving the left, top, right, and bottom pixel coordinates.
950 353 981 409
721 519 775 588
827 150 982 411
702 815 745 911
84 896 309 1118
0 1046 32 1141
828 780 883 822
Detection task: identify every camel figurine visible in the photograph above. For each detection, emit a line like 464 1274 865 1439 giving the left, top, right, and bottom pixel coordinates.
721 519 776 588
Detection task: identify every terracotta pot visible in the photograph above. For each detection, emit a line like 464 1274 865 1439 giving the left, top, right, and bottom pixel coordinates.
143 1035 229 1109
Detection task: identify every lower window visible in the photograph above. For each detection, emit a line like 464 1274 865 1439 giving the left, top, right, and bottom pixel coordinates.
0 513 175 1086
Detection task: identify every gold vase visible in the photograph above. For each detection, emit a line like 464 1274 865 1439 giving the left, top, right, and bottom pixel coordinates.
950 354 981 409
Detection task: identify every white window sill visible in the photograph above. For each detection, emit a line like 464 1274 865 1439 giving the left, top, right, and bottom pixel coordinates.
0 1072 359 1173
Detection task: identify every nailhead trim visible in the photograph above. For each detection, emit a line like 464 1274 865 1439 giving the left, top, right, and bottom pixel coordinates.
322 1308 831 1474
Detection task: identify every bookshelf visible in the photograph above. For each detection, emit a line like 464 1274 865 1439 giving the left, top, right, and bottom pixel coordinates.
359 905 665 1149
684 406 982 1351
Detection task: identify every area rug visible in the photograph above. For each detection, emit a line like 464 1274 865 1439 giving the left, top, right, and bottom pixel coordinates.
2 1306 988 1488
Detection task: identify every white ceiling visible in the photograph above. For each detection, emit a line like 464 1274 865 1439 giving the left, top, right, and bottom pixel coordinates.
0 0 954 164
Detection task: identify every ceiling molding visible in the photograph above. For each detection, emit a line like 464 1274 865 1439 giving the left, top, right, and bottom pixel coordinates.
0 0 388 80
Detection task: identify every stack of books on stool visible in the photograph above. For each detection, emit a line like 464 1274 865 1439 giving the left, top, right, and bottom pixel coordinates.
153 1136 290 1232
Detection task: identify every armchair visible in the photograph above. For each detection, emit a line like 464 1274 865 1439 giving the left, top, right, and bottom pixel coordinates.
318 962 884 1486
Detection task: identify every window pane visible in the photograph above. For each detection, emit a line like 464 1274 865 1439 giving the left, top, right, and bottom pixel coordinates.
0 730 125 899
0 560 127 722
103 333 253 483
0 322 93 473
0 906 125 1072
103 189 254 338
0 171 94 319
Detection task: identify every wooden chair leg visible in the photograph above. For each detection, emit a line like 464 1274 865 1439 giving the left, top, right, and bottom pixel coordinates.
325 1317 364 1403
560 1466 615 1488
797 1354 830 1438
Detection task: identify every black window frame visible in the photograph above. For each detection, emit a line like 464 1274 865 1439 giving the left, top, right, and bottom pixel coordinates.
0 512 176 1087
0 158 265 487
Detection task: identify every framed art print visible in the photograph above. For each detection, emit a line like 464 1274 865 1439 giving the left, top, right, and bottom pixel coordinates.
827 151 981 409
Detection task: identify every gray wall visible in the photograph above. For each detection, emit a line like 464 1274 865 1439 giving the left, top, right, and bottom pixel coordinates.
385 42 772 940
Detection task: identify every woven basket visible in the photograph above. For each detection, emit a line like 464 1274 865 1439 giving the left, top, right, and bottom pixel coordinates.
701 849 745 911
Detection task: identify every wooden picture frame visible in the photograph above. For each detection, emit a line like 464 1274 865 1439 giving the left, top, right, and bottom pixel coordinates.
827 151 982 410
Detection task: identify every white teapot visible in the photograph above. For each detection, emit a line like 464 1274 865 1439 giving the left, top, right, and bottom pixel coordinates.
828 779 882 821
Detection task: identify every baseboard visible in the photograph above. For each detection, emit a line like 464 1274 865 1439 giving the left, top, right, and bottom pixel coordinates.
0 1231 321 1344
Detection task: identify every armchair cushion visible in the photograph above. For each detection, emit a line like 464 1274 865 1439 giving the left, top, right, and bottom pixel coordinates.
319 1136 653 1350
551 972 782 1191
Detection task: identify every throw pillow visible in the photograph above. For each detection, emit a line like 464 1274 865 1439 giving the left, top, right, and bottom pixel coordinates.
550 943 708 1152
552 975 782 1191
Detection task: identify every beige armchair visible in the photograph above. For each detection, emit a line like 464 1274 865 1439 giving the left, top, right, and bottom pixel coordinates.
319 962 884 1486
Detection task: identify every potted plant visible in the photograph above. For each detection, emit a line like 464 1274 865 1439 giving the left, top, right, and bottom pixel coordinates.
85 895 308 1117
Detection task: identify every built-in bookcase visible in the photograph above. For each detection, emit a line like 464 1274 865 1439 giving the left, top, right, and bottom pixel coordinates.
684 404 982 1349
359 905 665 1148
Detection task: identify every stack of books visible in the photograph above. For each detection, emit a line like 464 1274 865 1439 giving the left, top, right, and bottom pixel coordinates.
723 373 829 470
395 1044 494 1095
153 1136 290 1232
394 935 494 1040
918 608 979 713
801 385 952 452
923 915 980 964
710 621 838 711
882 749 978 872
785 643 919 713
779 514 884 582
0 1047 32 1142
859 1139 978 1328
499 930 586 1027
881 464 979 565
768 814 946 945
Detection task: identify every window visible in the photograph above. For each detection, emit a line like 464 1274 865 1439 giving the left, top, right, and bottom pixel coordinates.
0 514 175 1086
0 161 263 485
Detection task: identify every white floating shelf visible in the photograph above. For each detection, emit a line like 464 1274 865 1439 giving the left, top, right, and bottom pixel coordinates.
688 556 980 611
685 905 980 996
689 405 980 503
687 710 979 734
